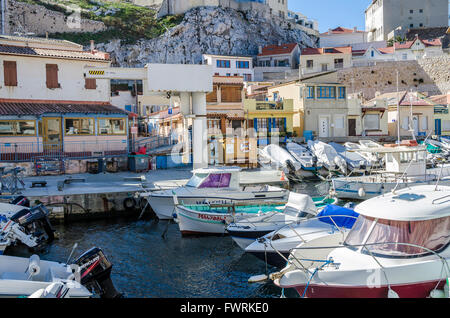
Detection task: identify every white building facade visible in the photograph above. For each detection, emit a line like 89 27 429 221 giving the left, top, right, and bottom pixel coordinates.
365 0 449 42
202 54 254 82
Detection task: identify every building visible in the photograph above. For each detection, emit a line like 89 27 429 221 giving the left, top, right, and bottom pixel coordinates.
0 35 129 162
369 91 436 137
365 0 449 42
431 93 450 135
255 43 300 81
320 27 368 48
202 54 254 82
300 46 353 76
265 78 350 139
350 95 389 137
155 0 288 19
286 11 319 36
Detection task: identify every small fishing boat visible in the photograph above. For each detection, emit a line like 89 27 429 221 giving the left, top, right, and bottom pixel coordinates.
329 142 372 173
244 205 358 268
286 142 325 178
142 167 288 220
331 141 450 200
273 185 450 298
0 247 121 298
0 215 39 255
307 140 347 175
344 142 383 169
226 193 338 250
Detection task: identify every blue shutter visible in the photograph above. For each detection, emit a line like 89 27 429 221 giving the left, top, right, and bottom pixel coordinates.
254 118 258 132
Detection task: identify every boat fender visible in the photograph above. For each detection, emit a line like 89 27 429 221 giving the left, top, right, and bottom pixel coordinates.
358 187 366 198
387 288 399 298
429 289 446 298
123 197 137 210
27 254 41 277
248 274 268 283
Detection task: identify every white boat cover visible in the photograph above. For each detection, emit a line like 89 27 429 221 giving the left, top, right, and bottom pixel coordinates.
307 140 347 173
329 142 370 169
264 144 302 171
286 142 315 168
284 192 318 216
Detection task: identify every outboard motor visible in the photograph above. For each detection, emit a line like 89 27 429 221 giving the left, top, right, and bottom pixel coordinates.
285 160 297 175
74 247 122 298
10 196 30 208
10 205 55 244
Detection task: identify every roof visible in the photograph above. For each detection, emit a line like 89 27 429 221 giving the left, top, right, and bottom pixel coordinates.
301 46 352 55
258 43 299 57
430 94 450 105
365 91 435 107
320 27 366 36
0 100 126 116
213 76 244 85
354 185 450 221
0 35 82 49
0 44 110 61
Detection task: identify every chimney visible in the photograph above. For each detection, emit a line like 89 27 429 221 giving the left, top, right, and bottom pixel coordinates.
90 40 95 52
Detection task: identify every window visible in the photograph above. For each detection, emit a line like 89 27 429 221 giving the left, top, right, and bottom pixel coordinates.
402 116 409 130
3 61 17 87
256 118 268 130
344 215 450 258
206 85 218 103
65 118 94 135
46 64 59 89
199 173 231 188
419 9 423 13
306 60 313 68
0 120 36 136
273 118 287 133
364 114 380 130
410 24 414 28
334 58 344 69
321 64 328 72
221 86 242 103
402 53 408 60
236 61 249 69
98 118 126 135
307 86 315 99
421 116 428 130
410 9 413 14
338 87 346 99
419 23 423 27
334 116 344 129
85 78 96 90
317 86 336 99
216 60 230 68
243 74 252 82
371 50 375 57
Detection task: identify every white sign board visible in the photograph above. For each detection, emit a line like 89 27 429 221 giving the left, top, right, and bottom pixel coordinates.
147 64 213 93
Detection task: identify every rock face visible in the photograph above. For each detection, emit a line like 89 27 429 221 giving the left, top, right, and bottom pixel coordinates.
96 6 318 67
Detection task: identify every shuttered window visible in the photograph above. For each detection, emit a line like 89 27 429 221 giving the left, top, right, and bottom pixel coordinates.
46 64 59 89
206 85 218 103
221 86 242 103
4 61 17 87
85 78 97 90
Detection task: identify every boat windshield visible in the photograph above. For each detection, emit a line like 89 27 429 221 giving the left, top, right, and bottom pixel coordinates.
186 173 208 187
198 173 232 188
344 215 450 258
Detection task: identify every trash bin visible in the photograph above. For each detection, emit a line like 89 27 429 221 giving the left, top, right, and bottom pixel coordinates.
128 155 150 172
304 130 314 142
98 158 107 173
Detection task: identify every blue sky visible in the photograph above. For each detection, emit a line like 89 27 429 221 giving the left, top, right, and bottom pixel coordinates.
289 1 370 33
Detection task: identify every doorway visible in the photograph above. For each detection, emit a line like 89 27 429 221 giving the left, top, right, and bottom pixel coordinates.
348 118 356 136
42 117 62 151
319 117 329 138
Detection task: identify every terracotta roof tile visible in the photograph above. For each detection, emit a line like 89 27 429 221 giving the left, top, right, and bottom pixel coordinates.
0 101 126 116
0 44 110 61
320 27 365 35
258 43 299 56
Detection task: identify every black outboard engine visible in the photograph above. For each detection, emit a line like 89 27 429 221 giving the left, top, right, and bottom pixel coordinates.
10 196 30 208
9 205 55 244
74 247 122 298
285 160 297 175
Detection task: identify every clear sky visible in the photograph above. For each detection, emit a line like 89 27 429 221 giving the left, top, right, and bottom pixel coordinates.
289 1 370 33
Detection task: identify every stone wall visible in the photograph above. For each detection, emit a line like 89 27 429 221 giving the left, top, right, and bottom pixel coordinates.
337 55 450 100
5 0 106 36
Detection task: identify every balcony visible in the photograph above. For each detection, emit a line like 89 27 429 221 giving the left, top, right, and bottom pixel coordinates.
256 101 284 111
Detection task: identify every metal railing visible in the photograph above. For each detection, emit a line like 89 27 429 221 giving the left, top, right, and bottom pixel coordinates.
0 140 129 162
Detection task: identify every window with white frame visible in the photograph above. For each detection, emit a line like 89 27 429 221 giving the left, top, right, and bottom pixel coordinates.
421 116 428 130
364 114 380 130
334 116 345 129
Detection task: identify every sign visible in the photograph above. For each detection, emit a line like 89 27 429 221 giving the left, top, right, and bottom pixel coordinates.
168 108 173 115
88 70 105 76
131 126 138 135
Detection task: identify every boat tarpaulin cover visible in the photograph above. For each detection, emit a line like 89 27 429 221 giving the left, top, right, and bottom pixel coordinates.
317 205 359 229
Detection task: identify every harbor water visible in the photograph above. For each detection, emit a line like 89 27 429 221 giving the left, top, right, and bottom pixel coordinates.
10 180 326 298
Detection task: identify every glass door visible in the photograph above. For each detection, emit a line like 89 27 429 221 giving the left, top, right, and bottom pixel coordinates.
43 117 62 152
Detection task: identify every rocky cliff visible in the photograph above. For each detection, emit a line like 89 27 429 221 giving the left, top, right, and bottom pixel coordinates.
95 6 318 67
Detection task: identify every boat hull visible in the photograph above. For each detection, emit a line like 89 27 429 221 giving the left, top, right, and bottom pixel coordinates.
246 250 290 269
290 280 446 298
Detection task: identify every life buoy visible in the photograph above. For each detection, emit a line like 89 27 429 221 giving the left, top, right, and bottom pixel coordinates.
358 187 366 198
123 197 137 210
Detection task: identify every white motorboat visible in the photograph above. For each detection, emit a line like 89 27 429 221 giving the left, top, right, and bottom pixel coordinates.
286 142 325 178
226 193 338 249
244 205 358 268
273 185 450 298
307 140 347 175
142 167 289 220
329 142 371 173
344 142 383 169
0 247 121 298
331 141 450 200
263 144 303 181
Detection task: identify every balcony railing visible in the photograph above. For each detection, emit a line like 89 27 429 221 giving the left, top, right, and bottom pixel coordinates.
256 101 284 111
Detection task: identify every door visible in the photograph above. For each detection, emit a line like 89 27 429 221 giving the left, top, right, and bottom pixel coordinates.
42 117 62 152
435 119 442 136
348 118 356 136
319 117 329 138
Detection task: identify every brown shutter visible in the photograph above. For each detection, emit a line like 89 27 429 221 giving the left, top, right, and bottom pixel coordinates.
4 61 17 87
46 64 59 88
221 86 230 102
206 85 217 103
85 78 97 90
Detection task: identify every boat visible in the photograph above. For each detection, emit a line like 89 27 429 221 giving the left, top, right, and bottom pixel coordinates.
0 247 121 298
286 142 325 178
329 142 372 173
244 205 358 268
307 140 347 175
272 185 450 298
331 141 450 200
226 193 337 250
142 167 289 220
263 144 303 181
